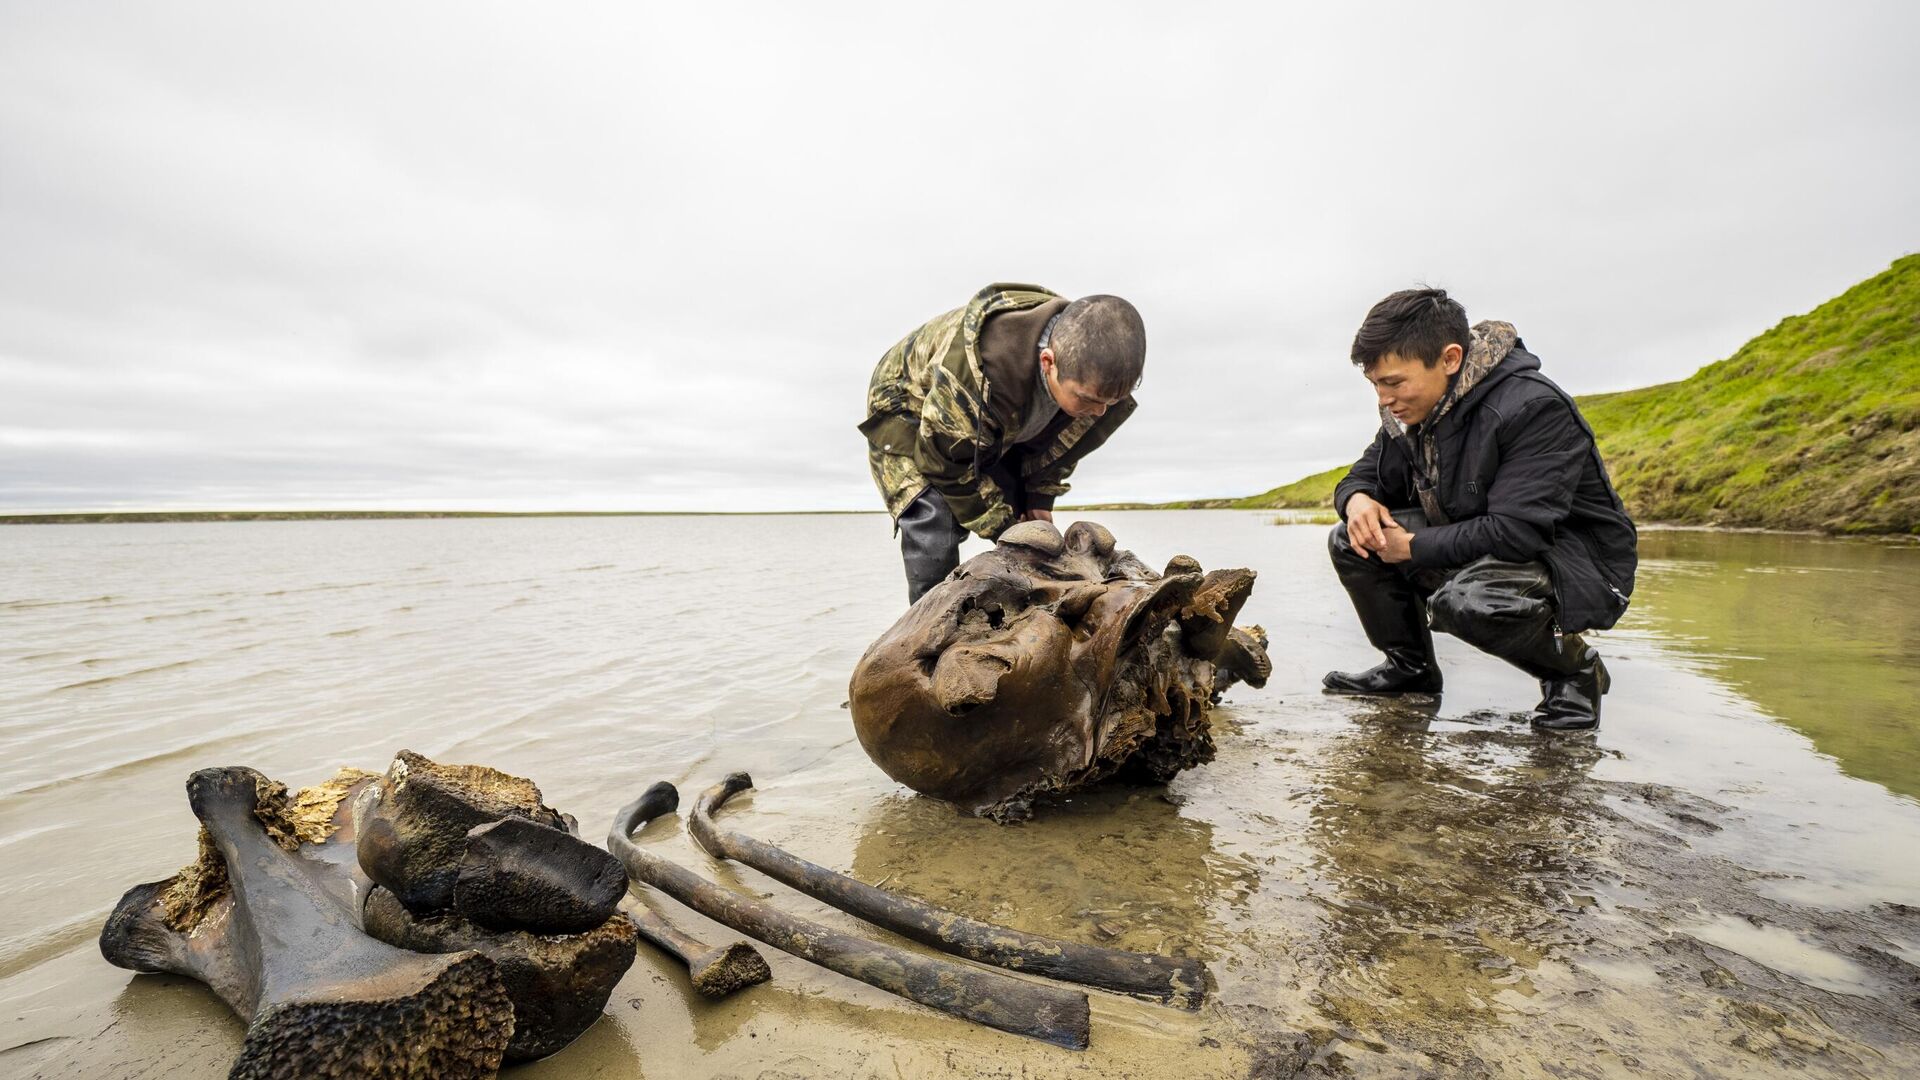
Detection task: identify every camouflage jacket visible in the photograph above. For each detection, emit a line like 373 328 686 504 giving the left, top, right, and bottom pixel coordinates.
859 283 1137 539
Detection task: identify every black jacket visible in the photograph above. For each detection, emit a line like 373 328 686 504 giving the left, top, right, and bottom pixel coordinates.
1334 345 1638 633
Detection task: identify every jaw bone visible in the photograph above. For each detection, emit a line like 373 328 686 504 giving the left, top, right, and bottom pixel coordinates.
99 765 516 1080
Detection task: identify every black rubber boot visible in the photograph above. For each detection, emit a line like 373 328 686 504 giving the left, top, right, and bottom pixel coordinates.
1425 556 1609 730
1531 650 1609 732
1464 605 1608 730
1324 523 1442 695
899 490 968 604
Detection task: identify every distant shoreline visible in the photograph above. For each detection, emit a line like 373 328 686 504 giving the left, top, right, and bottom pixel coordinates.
6 509 1907 543
0 506 1272 525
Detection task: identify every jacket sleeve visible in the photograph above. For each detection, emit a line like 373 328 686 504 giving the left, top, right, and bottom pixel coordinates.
1022 398 1137 510
911 362 1014 538
1410 397 1587 568
1334 430 1387 520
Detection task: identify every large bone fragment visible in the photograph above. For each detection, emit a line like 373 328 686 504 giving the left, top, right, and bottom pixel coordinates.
687 772 1207 1008
99 766 514 1079
608 782 1092 1049
363 887 636 1061
355 750 569 912
849 520 1270 820
453 816 627 935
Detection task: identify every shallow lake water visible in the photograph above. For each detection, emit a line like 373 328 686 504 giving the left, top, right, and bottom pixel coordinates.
1 512 1916 1078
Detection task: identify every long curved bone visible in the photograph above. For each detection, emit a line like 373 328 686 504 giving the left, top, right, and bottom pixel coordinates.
607 782 1092 1049
100 766 515 1079
689 772 1207 1008
620 899 772 998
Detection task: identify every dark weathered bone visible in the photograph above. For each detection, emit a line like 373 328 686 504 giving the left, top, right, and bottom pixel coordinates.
364 886 636 1061
453 816 627 934
620 898 772 998
100 766 515 1079
355 749 569 912
576 799 769 999
607 782 1092 1049
688 772 1207 1008
850 520 1271 820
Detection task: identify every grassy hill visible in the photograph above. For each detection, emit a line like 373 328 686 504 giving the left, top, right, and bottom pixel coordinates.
1156 256 1920 535
1068 465 1351 511
1208 465 1352 510
1581 254 1920 534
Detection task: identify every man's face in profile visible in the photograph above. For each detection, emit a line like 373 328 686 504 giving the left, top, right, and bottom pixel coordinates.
1040 351 1125 419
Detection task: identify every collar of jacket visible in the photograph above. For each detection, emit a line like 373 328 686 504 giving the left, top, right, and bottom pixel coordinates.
954 283 1064 454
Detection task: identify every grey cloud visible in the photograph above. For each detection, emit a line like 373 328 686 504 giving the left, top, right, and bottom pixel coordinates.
2 2 1916 513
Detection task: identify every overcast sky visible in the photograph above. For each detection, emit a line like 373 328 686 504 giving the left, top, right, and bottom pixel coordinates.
2 2 1915 513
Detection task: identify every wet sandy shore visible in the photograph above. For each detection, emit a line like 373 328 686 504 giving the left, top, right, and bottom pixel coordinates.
3 513 1916 1077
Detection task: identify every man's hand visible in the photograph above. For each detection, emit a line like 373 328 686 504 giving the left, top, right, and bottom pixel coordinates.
1378 523 1415 564
1021 508 1054 524
1344 493 1399 558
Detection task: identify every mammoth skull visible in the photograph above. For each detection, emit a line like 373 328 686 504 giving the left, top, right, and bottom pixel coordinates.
850 520 1270 821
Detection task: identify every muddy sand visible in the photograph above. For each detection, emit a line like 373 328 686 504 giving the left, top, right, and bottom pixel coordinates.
2 513 1916 1077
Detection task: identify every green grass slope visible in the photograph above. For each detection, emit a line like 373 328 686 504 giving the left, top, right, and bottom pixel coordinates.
1215 465 1353 509
1067 465 1351 511
1580 254 1920 534
1187 256 1920 533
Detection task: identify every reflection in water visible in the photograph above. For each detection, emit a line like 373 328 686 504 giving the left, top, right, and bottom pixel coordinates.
1627 531 1920 801
1307 699 1606 1047
848 783 1248 963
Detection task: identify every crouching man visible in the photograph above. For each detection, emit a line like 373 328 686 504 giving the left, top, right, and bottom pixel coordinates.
859 284 1144 603
1324 288 1637 730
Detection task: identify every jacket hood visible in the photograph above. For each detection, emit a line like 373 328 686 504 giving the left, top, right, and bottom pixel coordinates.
1453 336 1538 414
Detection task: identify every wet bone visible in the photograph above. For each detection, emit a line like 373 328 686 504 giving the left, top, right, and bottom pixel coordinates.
453 816 627 934
99 766 515 1079
608 781 1093 1048
620 899 773 998
356 750 571 913
850 520 1271 820
688 772 1208 1007
363 887 637 1061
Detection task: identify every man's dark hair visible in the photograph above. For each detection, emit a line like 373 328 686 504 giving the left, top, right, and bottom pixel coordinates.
1350 287 1469 369
1051 295 1146 398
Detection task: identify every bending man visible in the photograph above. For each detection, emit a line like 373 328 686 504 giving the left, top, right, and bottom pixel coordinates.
860 284 1145 602
1325 288 1637 730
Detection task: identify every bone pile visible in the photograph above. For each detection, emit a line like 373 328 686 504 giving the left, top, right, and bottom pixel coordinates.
99 751 637 1079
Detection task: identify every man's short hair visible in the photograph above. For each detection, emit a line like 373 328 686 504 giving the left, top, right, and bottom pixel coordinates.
1350 288 1469 369
1051 295 1146 398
